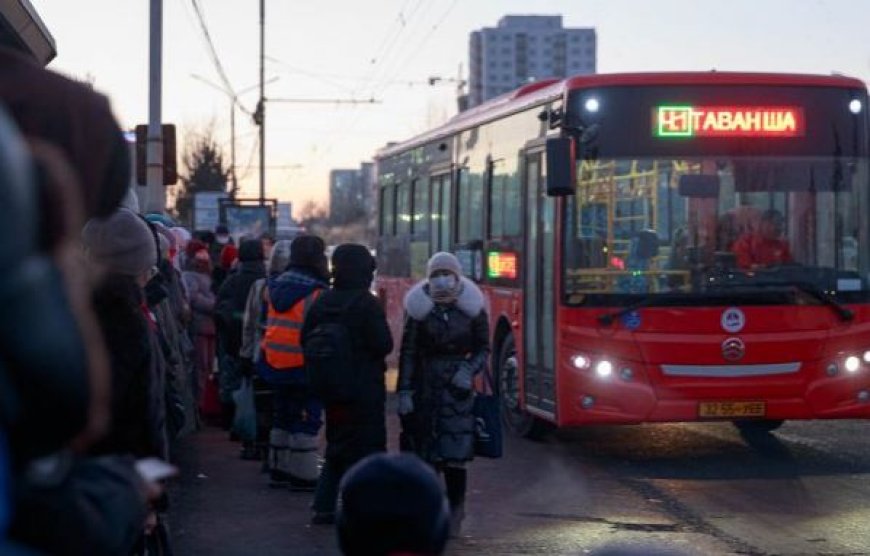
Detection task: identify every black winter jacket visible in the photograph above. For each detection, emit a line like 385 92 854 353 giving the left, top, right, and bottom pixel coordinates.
302 289 393 461
89 275 164 459
398 277 490 463
216 260 266 358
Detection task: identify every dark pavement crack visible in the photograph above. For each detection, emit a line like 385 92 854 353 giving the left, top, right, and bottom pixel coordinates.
615 476 768 556
515 511 684 532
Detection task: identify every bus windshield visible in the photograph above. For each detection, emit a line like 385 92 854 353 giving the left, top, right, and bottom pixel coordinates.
563 156 870 305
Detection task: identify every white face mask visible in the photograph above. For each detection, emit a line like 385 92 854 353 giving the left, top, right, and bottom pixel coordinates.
430 274 457 291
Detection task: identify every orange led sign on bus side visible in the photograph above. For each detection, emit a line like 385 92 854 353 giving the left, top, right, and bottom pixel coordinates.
487 251 517 280
654 106 805 138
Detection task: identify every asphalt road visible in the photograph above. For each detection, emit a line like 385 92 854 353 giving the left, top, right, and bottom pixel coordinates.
169 407 870 555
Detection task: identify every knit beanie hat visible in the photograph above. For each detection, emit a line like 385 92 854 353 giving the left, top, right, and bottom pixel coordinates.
289 235 327 274
267 239 292 275
427 251 462 278
82 208 157 276
337 453 449 556
238 239 264 262
331 243 375 290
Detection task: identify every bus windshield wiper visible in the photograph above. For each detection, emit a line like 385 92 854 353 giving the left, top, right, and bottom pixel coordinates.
713 280 854 322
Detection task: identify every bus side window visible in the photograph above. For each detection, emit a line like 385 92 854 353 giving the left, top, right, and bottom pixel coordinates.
489 160 504 238
412 178 430 237
457 167 484 243
489 158 522 239
430 176 442 250
380 183 395 236
396 181 411 236
441 173 453 250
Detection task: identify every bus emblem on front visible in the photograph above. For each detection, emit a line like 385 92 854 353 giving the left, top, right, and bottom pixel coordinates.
722 337 746 361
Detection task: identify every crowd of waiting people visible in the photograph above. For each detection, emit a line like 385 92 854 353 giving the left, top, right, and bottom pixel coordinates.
0 43 493 556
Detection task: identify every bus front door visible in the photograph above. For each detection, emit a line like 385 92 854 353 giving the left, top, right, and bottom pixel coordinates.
523 149 557 418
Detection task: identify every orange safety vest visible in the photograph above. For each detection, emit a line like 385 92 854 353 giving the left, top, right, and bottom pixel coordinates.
261 289 322 370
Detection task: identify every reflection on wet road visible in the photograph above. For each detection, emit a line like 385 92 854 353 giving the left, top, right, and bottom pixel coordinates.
455 420 870 555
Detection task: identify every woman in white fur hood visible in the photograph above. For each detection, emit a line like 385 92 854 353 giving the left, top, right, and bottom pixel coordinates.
397 251 490 537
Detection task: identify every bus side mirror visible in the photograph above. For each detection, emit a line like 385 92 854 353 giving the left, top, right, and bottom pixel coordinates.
545 136 576 197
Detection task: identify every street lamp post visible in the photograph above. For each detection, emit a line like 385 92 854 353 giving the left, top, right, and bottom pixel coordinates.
146 0 164 213
259 0 265 206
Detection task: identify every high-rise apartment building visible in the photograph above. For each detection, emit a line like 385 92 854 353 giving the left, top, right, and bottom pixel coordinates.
329 163 373 226
469 15 596 107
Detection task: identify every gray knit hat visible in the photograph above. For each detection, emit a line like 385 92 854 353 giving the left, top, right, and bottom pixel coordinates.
267 239 292 275
426 251 462 278
82 208 158 276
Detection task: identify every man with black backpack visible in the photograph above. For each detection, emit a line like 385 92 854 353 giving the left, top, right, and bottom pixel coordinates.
302 244 393 525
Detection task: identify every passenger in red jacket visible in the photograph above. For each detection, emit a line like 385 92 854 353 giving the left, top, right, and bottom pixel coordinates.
732 209 793 269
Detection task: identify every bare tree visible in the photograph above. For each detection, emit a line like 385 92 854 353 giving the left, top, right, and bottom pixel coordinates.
297 200 328 229
173 124 231 227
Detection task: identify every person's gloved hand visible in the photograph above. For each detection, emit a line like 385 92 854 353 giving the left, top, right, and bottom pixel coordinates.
238 357 254 378
397 391 414 416
451 362 474 392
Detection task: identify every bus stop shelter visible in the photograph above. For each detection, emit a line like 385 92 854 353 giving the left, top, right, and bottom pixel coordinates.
0 0 55 66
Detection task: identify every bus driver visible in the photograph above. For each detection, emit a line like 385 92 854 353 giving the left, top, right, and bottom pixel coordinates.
732 209 793 269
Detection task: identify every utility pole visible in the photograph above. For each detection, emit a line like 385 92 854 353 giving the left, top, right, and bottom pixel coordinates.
258 0 266 205
230 97 237 197
146 0 165 213
253 0 380 205
190 74 278 200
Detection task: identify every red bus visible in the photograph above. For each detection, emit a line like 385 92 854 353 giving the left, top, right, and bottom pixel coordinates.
374 72 870 437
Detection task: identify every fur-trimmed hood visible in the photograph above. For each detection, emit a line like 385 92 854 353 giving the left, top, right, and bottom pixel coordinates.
404 276 484 321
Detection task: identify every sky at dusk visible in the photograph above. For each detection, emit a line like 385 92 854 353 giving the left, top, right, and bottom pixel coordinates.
32 0 870 216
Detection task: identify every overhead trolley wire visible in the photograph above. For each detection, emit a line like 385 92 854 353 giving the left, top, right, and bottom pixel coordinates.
190 0 237 101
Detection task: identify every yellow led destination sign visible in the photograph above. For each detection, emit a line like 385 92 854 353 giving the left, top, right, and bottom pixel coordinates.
654 105 805 138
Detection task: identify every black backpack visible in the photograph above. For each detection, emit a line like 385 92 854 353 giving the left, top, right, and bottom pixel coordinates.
303 293 360 403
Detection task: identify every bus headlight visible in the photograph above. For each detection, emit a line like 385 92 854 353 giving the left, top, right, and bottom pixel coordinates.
585 97 600 113
849 99 862 114
862 350 870 364
845 355 861 373
595 360 613 378
571 354 591 370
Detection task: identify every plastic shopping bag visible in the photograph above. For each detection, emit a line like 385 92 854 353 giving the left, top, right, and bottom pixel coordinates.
231 377 257 442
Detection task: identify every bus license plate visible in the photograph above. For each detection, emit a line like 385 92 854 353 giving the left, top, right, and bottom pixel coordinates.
698 401 766 418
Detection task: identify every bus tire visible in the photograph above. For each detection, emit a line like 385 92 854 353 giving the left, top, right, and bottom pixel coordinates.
496 334 554 441
732 419 785 434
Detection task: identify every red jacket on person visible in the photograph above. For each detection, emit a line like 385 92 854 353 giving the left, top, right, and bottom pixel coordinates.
732 233 793 269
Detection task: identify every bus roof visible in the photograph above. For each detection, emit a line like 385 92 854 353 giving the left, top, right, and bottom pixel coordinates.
563 71 866 90
376 71 867 160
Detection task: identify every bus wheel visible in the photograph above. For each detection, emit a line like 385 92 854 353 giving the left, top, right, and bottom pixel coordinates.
497 334 553 440
732 419 785 434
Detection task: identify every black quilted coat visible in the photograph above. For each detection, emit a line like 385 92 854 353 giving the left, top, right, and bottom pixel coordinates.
398 278 490 463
